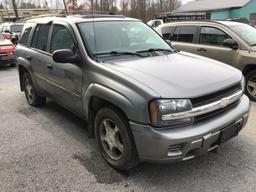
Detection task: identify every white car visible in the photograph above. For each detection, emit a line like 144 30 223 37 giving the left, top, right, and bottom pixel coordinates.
147 19 163 28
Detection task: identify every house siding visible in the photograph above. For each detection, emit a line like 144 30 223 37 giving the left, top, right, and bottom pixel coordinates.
211 10 231 20
210 0 256 21
231 0 256 20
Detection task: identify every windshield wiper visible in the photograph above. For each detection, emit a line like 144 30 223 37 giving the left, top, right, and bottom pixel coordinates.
94 51 145 57
250 44 256 46
136 48 173 53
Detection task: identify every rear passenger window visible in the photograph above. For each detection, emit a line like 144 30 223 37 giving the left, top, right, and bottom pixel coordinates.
31 24 50 51
200 27 230 46
19 26 32 46
161 26 173 40
50 25 75 53
171 26 180 41
177 26 197 43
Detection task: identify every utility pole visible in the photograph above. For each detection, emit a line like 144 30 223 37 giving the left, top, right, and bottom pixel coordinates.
62 0 68 14
11 0 19 20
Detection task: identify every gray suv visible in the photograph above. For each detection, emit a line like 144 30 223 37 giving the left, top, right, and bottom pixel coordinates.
16 15 250 170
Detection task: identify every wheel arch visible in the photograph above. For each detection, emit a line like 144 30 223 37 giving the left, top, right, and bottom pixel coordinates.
242 64 256 76
83 83 135 137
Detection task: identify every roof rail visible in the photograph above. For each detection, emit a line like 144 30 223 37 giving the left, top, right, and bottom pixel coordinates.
29 13 66 19
82 14 125 19
59 10 116 16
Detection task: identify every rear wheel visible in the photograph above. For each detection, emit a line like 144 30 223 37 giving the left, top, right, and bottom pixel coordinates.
23 73 46 106
245 70 256 102
95 106 138 170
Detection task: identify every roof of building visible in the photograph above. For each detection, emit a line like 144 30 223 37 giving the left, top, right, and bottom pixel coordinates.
175 0 251 13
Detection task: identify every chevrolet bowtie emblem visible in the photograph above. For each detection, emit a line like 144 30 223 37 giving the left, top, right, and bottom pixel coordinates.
220 98 230 108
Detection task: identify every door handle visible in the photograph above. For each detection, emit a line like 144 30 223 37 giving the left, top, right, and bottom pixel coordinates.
47 64 53 69
197 48 207 52
26 56 32 60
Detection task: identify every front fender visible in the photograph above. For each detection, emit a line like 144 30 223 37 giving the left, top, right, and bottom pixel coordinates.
83 83 149 123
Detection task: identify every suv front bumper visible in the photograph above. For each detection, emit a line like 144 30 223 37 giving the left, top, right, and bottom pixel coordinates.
130 95 250 163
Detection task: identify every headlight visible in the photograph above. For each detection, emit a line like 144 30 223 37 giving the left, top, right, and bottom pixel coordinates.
241 76 245 92
149 99 194 127
0 45 14 50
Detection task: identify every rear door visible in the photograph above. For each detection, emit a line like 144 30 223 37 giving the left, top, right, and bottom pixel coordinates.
193 26 238 65
28 23 52 92
170 25 199 54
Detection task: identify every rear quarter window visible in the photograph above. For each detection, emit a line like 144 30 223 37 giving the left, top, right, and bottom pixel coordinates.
19 23 33 46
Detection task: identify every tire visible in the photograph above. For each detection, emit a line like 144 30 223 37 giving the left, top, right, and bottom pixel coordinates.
245 70 256 102
23 73 46 107
95 106 138 171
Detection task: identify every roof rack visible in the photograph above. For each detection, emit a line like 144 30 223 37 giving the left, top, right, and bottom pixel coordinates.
82 14 125 19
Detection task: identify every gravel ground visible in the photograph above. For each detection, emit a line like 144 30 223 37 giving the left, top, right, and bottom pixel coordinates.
0 66 256 192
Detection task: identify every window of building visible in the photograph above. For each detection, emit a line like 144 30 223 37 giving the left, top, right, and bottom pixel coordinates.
199 27 230 46
50 25 75 53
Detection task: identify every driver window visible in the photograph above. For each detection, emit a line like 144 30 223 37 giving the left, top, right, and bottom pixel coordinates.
200 26 231 46
50 25 75 53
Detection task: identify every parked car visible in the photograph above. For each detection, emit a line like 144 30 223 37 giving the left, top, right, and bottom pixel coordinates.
156 21 256 101
16 16 250 170
0 33 16 67
147 19 164 28
0 22 24 44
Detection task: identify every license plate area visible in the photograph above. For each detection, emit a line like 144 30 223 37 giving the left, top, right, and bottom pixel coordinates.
220 120 243 144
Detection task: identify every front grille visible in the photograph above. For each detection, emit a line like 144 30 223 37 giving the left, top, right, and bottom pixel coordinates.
191 83 241 123
191 83 241 107
194 100 239 123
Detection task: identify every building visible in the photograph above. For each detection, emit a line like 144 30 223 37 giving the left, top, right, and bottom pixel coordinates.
167 0 256 25
0 8 61 22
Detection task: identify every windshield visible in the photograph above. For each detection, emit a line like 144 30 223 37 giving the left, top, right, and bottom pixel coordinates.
10 24 23 33
0 33 4 40
77 21 172 57
229 24 256 46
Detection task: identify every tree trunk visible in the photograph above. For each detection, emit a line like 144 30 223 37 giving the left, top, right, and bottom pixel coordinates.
11 0 19 20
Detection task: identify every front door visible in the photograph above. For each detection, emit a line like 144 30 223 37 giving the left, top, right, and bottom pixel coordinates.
193 26 238 65
46 23 84 115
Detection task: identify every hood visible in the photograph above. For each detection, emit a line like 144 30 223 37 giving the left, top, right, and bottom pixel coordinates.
0 39 12 46
104 52 242 98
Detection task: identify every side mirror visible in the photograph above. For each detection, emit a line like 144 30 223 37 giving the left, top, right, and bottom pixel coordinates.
165 39 172 47
53 49 80 64
223 39 238 50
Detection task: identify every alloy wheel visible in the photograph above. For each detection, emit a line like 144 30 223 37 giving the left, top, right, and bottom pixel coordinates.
247 78 256 99
99 119 124 161
24 77 34 103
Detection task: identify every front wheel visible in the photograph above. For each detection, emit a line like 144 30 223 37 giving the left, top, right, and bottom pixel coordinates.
95 107 138 170
245 70 256 102
23 73 46 107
